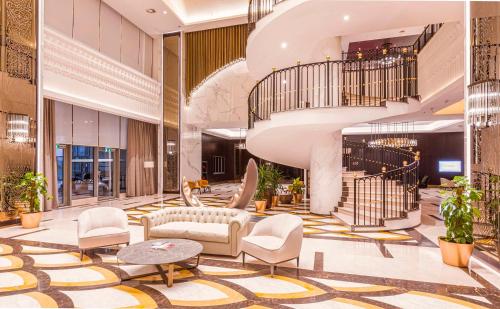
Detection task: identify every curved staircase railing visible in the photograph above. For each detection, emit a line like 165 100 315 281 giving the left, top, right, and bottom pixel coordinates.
248 56 418 128
248 0 287 34
342 140 419 227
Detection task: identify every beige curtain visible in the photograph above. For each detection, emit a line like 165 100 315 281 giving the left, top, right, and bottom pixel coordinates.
127 119 158 196
43 99 58 210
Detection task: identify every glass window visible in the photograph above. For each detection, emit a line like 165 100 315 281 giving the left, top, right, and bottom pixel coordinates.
120 150 127 193
72 146 94 199
98 148 114 198
56 146 64 205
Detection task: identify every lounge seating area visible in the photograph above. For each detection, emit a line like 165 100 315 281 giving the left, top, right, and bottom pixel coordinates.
141 206 251 257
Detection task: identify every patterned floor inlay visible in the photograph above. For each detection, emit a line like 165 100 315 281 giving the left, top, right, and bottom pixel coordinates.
0 237 497 308
125 195 416 242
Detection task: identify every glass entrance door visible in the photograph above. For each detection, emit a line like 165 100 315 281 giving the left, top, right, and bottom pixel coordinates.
98 148 115 199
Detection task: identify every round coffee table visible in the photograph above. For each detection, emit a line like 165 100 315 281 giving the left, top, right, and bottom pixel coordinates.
117 239 202 287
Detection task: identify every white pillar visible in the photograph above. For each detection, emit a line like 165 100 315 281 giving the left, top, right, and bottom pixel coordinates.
310 130 343 215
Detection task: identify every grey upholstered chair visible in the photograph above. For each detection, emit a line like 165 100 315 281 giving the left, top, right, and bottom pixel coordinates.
226 158 258 210
181 176 206 207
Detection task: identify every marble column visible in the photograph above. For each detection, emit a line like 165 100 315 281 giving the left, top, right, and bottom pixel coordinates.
310 130 343 215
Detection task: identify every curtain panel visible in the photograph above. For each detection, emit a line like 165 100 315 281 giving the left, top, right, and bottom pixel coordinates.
126 119 158 196
185 24 247 97
43 98 58 210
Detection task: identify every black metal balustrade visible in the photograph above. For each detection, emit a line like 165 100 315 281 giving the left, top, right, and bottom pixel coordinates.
248 0 287 34
342 139 419 227
472 171 500 259
248 56 417 128
342 24 443 61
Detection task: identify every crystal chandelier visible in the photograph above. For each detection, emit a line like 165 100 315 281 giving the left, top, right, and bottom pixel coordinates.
469 80 500 128
6 113 33 143
368 122 418 148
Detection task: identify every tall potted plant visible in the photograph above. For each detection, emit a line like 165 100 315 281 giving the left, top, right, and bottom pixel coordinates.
288 177 305 204
439 176 482 267
267 166 282 208
17 172 51 228
255 165 268 213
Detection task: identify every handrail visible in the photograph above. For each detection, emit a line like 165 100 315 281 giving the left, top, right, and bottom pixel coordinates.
248 0 287 34
248 55 418 128
342 23 443 61
342 139 419 227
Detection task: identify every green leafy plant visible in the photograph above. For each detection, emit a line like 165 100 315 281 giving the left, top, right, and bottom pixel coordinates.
16 172 51 213
288 177 304 195
0 166 30 214
267 166 282 196
440 176 482 244
255 165 269 201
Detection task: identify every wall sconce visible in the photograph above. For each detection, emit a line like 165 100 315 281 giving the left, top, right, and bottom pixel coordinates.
6 113 31 143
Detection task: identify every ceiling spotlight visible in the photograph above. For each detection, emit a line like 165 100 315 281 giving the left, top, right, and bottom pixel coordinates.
343 15 350 21
280 42 288 49
146 8 156 14
162 10 168 15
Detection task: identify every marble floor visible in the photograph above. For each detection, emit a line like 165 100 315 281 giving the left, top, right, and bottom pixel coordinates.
0 187 498 308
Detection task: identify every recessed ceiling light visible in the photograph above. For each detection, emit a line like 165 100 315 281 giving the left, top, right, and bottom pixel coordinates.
280 42 287 49
162 10 168 15
343 15 350 21
400 30 405 33
146 8 156 14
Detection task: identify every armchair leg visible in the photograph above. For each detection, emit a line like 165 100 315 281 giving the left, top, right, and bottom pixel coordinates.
296 257 300 277
80 250 84 261
270 264 275 277
242 252 245 266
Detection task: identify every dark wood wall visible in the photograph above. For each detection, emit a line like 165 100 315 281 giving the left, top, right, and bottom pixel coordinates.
201 133 302 183
345 132 464 185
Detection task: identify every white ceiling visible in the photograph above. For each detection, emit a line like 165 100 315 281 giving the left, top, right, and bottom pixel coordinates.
102 0 248 36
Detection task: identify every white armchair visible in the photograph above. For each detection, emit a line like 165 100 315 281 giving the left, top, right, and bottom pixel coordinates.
77 207 130 260
242 214 303 276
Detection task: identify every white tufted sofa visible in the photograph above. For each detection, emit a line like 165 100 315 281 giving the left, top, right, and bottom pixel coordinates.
141 207 251 256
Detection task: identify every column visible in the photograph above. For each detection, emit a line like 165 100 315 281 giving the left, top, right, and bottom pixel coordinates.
310 130 343 214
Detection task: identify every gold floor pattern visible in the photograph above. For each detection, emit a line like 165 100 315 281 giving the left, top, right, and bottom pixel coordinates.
0 238 496 308
125 196 414 242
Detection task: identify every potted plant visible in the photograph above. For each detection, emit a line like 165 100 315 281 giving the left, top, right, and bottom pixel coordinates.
278 184 293 204
0 167 30 219
17 172 51 229
288 177 305 204
267 166 282 208
255 165 268 213
439 176 482 267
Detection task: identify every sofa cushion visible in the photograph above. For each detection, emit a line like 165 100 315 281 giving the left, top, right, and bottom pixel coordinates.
81 227 128 238
242 235 285 251
150 222 229 243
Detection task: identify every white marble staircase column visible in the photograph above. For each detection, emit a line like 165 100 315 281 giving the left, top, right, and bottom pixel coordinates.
310 130 343 214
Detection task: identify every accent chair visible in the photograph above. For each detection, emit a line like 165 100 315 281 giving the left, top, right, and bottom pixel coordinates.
77 207 130 260
242 213 303 276
226 158 258 209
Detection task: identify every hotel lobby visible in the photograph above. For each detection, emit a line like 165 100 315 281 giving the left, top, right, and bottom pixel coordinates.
0 0 499 308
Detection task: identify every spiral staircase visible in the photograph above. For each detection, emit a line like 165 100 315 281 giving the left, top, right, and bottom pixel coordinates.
242 0 456 231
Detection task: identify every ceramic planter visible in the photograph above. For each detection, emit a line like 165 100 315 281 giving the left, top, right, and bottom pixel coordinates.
438 237 474 267
279 194 293 204
20 212 42 229
255 201 267 213
293 193 303 204
271 196 279 208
